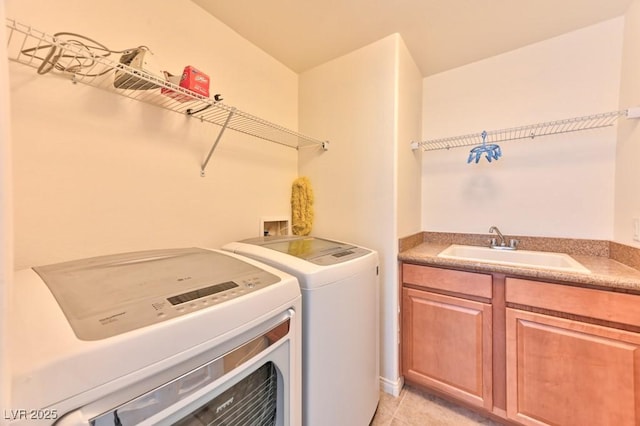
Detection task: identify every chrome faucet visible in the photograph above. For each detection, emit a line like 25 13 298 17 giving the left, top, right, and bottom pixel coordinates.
489 226 518 250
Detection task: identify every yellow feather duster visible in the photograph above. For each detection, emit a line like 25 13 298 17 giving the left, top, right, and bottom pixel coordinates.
291 176 314 236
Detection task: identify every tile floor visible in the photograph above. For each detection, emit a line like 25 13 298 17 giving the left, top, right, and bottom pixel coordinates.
370 385 501 426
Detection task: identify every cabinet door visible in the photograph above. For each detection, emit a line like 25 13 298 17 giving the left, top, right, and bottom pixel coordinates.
402 288 493 410
506 308 640 426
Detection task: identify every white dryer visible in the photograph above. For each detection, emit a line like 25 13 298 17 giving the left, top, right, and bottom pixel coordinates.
9 247 301 425
223 236 380 426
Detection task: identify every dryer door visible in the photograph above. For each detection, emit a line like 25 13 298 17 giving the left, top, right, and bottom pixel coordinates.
54 314 295 426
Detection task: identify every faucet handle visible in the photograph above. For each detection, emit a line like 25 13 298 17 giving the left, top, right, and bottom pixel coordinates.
509 239 519 249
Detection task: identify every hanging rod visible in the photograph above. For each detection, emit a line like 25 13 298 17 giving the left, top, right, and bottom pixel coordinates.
412 109 637 152
5 18 329 176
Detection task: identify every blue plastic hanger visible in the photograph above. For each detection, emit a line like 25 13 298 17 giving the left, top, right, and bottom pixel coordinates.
467 131 502 164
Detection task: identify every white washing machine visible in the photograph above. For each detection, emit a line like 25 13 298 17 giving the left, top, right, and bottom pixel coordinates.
9 247 301 425
223 236 380 426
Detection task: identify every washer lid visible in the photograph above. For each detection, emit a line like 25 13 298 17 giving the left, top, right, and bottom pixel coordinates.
240 236 370 265
33 248 281 340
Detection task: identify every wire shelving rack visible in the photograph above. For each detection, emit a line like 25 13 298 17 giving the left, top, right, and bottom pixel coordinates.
5 18 329 176
412 110 632 152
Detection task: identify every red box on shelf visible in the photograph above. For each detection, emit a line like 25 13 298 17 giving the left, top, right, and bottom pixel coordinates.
161 66 210 102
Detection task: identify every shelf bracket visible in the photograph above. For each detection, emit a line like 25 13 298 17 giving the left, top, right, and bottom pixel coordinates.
187 104 213 117
626 107 640 119
200 108 235 177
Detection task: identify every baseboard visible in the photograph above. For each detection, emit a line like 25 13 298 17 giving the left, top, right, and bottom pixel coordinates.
379 375 404 397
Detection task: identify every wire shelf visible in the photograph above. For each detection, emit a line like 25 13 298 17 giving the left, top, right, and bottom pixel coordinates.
412 110 628 152
5 18 329 175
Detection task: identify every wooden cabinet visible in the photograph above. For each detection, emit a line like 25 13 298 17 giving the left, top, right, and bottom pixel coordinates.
401 264 493 410
401 263 640 426
505 308 640 426
505 278 640 426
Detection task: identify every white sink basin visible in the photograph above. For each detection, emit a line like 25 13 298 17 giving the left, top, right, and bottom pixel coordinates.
437 244 590 274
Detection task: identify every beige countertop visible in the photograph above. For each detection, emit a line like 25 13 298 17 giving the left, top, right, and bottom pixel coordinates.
399 241 640 293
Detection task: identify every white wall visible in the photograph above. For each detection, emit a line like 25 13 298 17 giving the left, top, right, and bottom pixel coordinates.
299 34 422 394
422 18 624 239
396 40 423 240
1 1 14 417
615 0 640 247
394 38 423 392
6 0 300 269
298 35 397 248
